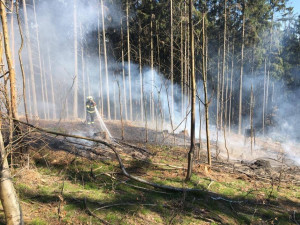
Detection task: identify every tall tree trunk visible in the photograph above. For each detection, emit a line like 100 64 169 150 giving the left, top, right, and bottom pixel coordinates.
184 1 187 111
238 0 246 135
126 0 132 120
0 125 23 225
138 19 143 122
22 0 38 118
186 0 195 181
0 2 23 222
150 0 154 122
202 10 211 166
114 80 117 120
47 45 56 119
262 57 266 135
220 0 227 131
121 18 128 120
80 23 86 120
170 0 174 121
10 1 15 66
42 59 50 119
180 7 184 118
228 37 234 133
73 0 78 118
16 1 28 122
97 6 103 116
101 0 110 119
33 0 48 120
216 45 220 130
250 85 254 154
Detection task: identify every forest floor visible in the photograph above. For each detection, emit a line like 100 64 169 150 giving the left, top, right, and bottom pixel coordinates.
0 119 299 224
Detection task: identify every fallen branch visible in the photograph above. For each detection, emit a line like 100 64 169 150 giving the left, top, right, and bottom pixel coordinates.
94 203 157 212
102 172 170 195
84 198 111 225
211 196 243 204
138 158 186 170
114 139 154 155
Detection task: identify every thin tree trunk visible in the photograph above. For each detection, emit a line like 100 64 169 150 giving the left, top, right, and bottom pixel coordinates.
114 80 117 120
184 1 187 111
250 85 254 154
16 1 28 122
73 0 78 118
117 81 124 140
138 19 143 122
238 0 246 135
47 45 56 119
0 125 23 225
202 11 211 166
22 0 38 118
120 19 128 120
228 37 234 133
262 57 266 135
220 0 227 131
216 45 220 130
170 0 174 121
97 6 103 116
33 0 48 120
126 0 132 121
80 23 86 120
180 8 184 118
101 0 110 119
40 60 47 119
0 2 23 222
42 58 50 119
186 0 195 181
27 77 32 118
10 1 15 66
150 0 154 122
225 31 229 130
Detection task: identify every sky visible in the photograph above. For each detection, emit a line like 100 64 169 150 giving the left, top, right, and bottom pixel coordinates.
289 0 300 16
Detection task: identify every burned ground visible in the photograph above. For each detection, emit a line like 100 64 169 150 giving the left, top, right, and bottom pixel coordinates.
0 119 299 224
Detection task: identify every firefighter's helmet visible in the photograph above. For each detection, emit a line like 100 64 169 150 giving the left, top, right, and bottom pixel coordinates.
87 96 93 100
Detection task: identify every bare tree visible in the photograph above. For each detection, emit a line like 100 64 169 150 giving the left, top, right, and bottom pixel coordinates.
73 0 78 118
170 0 174 120
220 0 227 130
0 1 23 222
121 18 128 120
202 9 211 166
101 0 110 119
138 19 143 121
238 0 246 134
22 0 38 118
16 0 28 123
126 0 132 121
186 0 195 181
97 6 104 116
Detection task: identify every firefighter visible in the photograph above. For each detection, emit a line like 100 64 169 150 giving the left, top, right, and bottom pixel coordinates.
86 96 96 124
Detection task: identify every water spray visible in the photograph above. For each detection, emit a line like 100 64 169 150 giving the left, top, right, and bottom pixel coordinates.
95 108 113 138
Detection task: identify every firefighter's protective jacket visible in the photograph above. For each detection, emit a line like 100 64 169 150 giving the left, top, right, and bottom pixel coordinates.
86 100 96 113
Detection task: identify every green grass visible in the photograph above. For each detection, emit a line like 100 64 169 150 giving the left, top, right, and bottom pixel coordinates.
28 218 47 225
12 145 300 225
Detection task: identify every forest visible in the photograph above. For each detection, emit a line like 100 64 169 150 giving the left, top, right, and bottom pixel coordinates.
0 0 299 224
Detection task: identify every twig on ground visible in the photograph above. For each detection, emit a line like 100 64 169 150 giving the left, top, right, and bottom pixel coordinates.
211 196 243 204
114 139 154 155
207 180 214 190
84 198 111 225
93 203 157 212
102 172 170 195
294 210 299 225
